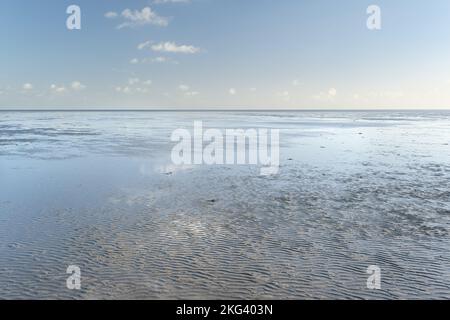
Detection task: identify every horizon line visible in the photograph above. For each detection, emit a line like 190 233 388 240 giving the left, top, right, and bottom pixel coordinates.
2 108 450 112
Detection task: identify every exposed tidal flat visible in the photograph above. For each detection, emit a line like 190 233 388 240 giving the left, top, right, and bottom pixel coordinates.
0 110 450 299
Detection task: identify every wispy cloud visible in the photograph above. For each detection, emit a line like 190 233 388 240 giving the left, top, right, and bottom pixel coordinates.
179 84 190 91
115 78 152 95
128 78 140 85
328 88 337 97
151 42 200 54
152 56 169 63
292 79 302 87
104 11 118 19
107 7 169 29
137 41 152 50
23 83 33 90
49 81 86 94
71 81 86 91
50 84 67 94
277 90 290 102
130 56 178 65
313 88 338 101
178 84 199 96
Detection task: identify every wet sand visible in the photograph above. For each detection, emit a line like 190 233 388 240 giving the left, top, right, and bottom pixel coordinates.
1 110 450 299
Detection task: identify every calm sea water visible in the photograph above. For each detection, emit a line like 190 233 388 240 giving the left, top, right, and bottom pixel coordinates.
1 110 450 299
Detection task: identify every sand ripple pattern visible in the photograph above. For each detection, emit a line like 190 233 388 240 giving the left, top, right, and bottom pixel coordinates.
1 111 450 299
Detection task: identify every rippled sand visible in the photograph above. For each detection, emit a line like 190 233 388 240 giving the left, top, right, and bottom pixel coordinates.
1 110 450 299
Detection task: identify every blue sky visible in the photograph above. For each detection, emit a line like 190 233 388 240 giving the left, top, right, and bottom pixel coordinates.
1 0 450 109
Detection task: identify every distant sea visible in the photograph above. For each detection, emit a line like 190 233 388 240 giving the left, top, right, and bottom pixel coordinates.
1 110 450 299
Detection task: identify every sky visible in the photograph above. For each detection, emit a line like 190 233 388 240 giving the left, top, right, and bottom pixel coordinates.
1 0 450 109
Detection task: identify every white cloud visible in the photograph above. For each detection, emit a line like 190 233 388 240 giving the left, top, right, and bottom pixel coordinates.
292 79 302 87
71 81 86 91
105 11 118 19
178 84 198 97
128 78 140 85
135 87 149 93
229 88 236 95
50 84 67 93
312 88 338 101
130 56 177 64
123 87 131 94
116 86 142 95
47 81 85 94
153 56 168 63
178 84 190 91
23 83 33 90
151 42 200 54
116 78 151 95
277 90 290 101
137 41 152 50
116 7 169 29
